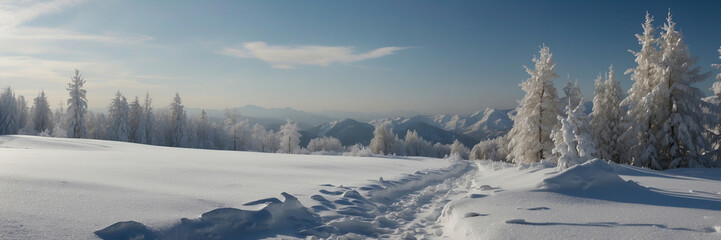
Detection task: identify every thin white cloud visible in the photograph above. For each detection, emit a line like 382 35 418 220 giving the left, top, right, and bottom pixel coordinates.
221 41 407 69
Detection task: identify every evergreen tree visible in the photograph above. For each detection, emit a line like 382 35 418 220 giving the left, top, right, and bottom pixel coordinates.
553 99 596 169
169 93 187 147
31 90 53 134
655 13 711 168
590 66 624 162
0 87 18 135
563 75 582 110
143 92 154 144
450 139 470 159
621 13 662 168
107 91 130 141
129 97 144 143
507 46 562 164
65 69 88 138
16 95 28 131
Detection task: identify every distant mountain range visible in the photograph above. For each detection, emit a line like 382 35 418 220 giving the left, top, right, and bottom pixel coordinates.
182 105 518 148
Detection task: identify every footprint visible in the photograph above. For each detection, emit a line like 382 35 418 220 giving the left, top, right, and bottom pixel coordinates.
464 212 488 218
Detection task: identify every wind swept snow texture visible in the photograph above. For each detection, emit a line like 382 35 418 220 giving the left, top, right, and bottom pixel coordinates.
439 160 721 240
0 135 451 239
97 161 473 239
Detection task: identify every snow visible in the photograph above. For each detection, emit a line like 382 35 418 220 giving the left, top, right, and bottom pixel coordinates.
0 135 451 239
2 135 720 239
439 160 721 240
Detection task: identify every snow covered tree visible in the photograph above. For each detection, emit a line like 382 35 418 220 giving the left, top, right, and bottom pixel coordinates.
307 136 344 153
654 13 711 168
142 93 154 144
31 90 53 134
404 130 433 156
107 92 130 142
128 97 145 143
553 99 596 169
168 93 187 147
224 109 250 151
0 87 18 135
590 66 624 162
65 69 88 138
620 13 662 168
194 110 215 149
449 139 470 159
16 95 28 132
87 111 107 139
563 75 582 110
507 46 562 164
52 100 67 137
278 119 301 154
369 122 404 155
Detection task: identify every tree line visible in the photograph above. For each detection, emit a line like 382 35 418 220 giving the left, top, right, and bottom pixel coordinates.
470 12 721 170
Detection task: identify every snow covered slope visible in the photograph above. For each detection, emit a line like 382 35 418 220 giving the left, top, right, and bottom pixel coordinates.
0 135 452 239
439 159 721 240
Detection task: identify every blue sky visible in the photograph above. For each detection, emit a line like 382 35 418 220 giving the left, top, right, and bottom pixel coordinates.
1 0 720 115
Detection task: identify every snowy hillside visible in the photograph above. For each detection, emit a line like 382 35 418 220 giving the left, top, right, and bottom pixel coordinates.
2 136 720 239
370 117 478 147
0 136 452 239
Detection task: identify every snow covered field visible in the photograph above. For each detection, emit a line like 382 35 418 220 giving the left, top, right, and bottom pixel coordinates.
1 135 720 239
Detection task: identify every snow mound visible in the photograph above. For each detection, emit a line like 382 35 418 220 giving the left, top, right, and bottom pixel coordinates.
539 159 633 191
96 192 320 240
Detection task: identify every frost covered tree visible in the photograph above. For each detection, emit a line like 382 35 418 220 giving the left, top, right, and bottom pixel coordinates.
553 100 596 169
404 130 433 156
169 93 187 147
194 110 215 149
590 66 624 162
621 13 662 168
654 13 711 168
470 137 506 161
563 75 582 110
128 97 145 143
107 92 130 141
16 95 28 132
450 139 470 159
307 136 344 153
278 119 301 154
142 93 154 144
224 109 250 150
65 69 88 138
31 90 53 134
369 122 404 155
712 47 721 94
507 46 562 164
0 87 18 135
87 111 107 140
52 100 67 137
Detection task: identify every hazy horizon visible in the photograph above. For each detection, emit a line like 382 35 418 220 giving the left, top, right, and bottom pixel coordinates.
2 0 721 116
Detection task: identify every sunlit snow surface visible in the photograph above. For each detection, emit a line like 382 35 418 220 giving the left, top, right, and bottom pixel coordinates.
0 136 451 239
2 136 721 239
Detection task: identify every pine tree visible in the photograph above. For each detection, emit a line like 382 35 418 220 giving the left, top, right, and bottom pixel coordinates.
0 87 18 135
713 47 721 92
65 69 88 138
16 95 28 131
507 46 562 164
169 93 187 147
31 90 53 134
590 66 624 162
563 75 582 110
129 97 144 143
621 13 662 168
107 91 130 141
554 99 596 169
655 13 711 168
278 119 301 154
142 92 154 144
